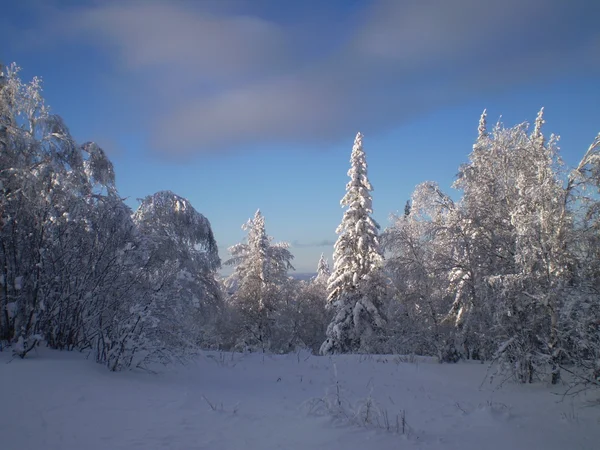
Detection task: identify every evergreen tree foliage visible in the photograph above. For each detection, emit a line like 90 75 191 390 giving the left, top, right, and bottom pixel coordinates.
321 132 386 354
224 210 294 351
314 253 331 285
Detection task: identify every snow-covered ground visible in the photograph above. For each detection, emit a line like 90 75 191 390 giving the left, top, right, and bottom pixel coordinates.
1 349 598 450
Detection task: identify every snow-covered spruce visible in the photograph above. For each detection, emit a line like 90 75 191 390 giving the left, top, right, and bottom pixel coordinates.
321 132 386 355
224 210 295 352
314 253 331 285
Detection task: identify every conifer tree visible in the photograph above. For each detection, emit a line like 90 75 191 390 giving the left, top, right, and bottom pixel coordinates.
321 132 386 354
225 210 294 351
314 253 331 285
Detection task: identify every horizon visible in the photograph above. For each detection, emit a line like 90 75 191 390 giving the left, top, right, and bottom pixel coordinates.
2 0 600 272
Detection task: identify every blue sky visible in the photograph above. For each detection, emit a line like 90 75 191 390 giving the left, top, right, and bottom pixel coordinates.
2 0 600 273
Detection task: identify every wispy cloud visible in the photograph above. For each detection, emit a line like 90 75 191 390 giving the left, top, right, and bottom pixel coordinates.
71 2 289 82
354 0 548 66
23 0 600 156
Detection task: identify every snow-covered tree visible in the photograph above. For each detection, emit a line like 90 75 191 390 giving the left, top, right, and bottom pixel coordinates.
224 210 294 351
314 253 331 285
464 110 572 383
90 191 222 371
0 63 120 353
132 191 221 348
555 133 600 387
435 110 507 361
383 182 463 361
279 255 331 354
0 63 140 364
382 110 591 378
321 132 386 354
0 64 225 370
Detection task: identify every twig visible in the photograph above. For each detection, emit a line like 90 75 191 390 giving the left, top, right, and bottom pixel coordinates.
202 395 217 411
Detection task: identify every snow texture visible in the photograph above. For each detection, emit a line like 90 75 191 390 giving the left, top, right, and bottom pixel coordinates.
1 348 598 450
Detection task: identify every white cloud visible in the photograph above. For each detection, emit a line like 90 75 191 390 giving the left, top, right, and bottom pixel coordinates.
71 1 289 83
29 0 600 156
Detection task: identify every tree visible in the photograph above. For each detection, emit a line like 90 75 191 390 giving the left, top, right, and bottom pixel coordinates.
0 63 226 370
0 63 120 353
439 110 506 361
553 133 600 387
224 210 294 351
466 110 572 383
321 132 386 354
0 63 140 365
131 191 222 350
314 253 331 285
383 182 463 360
281 255 331 353
443 109 575 381
382 110 584 377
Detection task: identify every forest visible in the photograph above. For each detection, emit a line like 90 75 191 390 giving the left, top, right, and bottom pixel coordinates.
1 62 599 391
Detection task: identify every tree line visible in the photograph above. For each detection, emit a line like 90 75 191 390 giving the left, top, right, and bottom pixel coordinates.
1 64 599 389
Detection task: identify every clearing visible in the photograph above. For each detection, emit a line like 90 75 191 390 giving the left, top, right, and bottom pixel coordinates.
1 349 598 449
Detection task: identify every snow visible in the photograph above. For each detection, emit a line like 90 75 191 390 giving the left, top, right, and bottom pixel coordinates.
6 302 16 319
1 349 599 450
